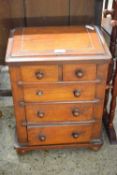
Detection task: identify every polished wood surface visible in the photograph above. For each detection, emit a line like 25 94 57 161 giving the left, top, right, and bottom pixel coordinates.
11 27 106 57
9 66 27 143
21 65 59 82
28 124 94 145
6 26 111 153
6 26 111 63
0 0 104 64
63 64 96 81
23 83 96 102
0 1 104 123
25 103 94 123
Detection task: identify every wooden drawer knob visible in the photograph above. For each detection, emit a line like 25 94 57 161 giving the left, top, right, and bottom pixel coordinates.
39 135 46 142
35 71 44 80
72 108 80 117
75 69 84 78
36 90 43 96
72 132 80 139
73 90 81 97
37 111 45 118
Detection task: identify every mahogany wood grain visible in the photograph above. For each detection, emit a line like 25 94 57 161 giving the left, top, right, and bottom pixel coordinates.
23 83 96 102
70 0 95 25
6 27 111 63
27 124 93 145
11 27 105 57
9 65 27 143
20 65 59 82
25 103 94 123
25 0 69 26
14 135 103 154
92 63 109 139
0 0 104 64
63 64 96 81
6 26 111 153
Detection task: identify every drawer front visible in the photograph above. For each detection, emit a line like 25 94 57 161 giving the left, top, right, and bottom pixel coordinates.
28 124 93 145
63 64 96 81
20 65 58 82
26 103 94 122
23 83 96 102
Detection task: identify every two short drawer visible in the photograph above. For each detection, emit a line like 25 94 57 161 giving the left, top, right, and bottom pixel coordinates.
20 64 97 102
20 64 96 82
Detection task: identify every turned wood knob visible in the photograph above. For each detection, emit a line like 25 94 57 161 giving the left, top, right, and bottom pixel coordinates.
72 108 80 117
37 111 45 118
39 135 46 142
73 90 81 97
36 90 43 96
35 71 44 79
75 69 84 78
72 132 80 139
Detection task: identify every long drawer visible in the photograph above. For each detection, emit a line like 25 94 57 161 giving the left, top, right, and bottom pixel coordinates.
28 124 93 145
25 103 94 123
23 83 96 102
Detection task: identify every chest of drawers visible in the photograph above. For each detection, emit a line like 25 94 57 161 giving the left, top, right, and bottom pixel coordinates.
6 26 111 154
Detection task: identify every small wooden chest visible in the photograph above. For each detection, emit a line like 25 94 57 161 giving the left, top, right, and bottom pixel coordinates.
6 26 111 154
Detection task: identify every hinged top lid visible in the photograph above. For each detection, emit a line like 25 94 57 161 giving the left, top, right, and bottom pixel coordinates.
6 26 111 63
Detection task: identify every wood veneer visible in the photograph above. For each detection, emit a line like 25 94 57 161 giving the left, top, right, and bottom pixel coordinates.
6 26 111 154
